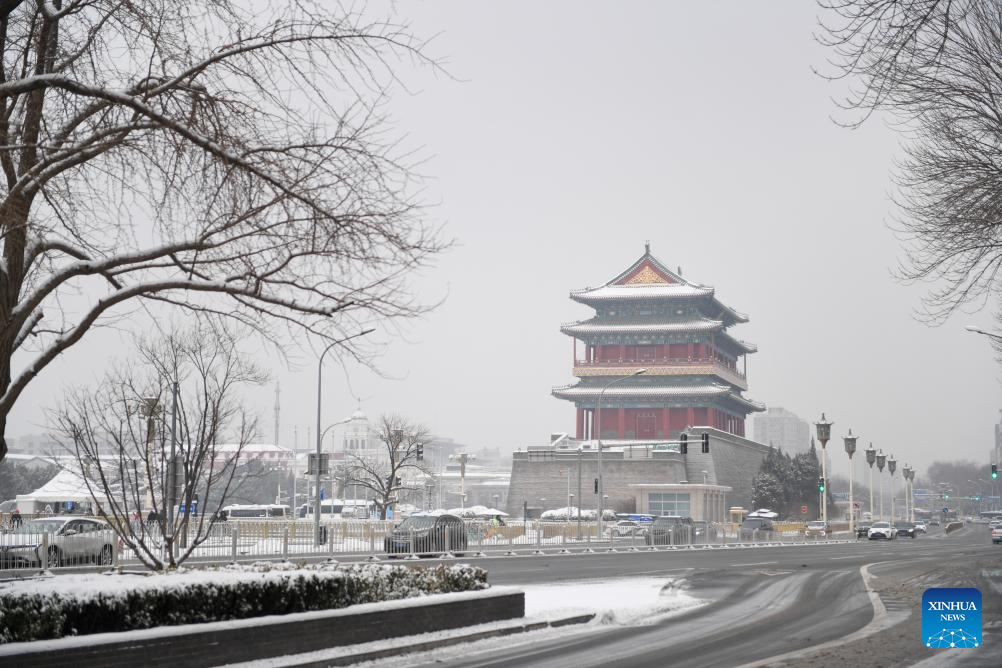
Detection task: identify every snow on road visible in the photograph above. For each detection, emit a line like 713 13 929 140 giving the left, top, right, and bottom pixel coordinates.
522 575 704 625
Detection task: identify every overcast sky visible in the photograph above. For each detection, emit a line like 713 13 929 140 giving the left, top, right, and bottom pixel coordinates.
10 2 1001 478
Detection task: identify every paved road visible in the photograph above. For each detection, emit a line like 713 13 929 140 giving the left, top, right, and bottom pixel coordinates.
388 524 1000 668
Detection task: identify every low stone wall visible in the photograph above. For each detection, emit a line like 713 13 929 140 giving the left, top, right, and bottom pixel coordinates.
0 588 525 668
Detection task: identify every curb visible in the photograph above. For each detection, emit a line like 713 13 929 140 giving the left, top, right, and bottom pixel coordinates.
225 613 597 668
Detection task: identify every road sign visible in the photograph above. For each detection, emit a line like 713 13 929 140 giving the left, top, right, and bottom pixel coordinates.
800 505 808 514
943 507 949 513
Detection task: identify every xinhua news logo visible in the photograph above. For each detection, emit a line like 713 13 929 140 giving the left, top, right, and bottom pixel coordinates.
922 588 982 649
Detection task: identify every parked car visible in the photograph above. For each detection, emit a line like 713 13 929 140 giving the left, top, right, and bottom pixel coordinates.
644 516 694 546
804 521 830 538
856 522 872 539
739 517 775 540
929 520 940 526
0 517 115 567
913 521 928 533
867 521 896 540
992 525 1002 544
895 523 917 538
384 514 467 556
607 520 644 537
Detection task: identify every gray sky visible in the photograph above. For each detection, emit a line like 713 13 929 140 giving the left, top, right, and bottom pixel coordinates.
10 2 1001 476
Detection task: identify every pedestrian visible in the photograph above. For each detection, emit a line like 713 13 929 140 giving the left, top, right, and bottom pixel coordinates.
147 509 158 525
11 508 22 528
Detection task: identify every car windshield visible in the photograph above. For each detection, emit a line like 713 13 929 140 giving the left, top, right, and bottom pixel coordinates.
395 516 438 530
15 519 66 534
807 522 826 528
872 522 890 528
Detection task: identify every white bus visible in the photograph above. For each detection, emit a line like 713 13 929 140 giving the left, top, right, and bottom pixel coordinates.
220 504 290 520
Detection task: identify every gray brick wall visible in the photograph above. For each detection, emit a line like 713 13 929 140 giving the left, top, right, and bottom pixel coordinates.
507 428 769 515
506 451 686 515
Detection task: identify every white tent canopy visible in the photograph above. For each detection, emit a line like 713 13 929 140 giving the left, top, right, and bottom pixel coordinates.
15 469 111 513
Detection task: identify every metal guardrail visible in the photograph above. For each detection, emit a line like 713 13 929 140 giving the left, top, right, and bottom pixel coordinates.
0 518 858 576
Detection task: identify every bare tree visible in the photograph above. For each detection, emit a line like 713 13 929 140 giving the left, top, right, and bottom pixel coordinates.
0 2 447 462
51 326 266 570
347 414 431 520
818 1 1002 322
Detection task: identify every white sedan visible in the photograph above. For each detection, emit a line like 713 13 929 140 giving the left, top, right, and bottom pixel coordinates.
867 521 897 540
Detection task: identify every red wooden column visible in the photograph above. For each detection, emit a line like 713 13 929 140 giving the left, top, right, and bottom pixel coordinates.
708 408 716 431
576 408 584 439
686 407 695 430
617 408 626 439
662 407 670 439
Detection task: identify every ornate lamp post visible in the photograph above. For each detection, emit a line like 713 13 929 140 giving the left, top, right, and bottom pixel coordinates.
596 368 646 537
843 429 858 534
814 413 833 524
865 443 876 520
887 455 897 526
876 450 887 521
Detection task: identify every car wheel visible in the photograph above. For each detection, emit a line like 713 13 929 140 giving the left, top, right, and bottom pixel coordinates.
97 544 114 565
46 546 62 568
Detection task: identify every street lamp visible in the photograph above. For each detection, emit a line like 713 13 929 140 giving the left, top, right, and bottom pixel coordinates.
596 368 647 536
320 417 352 503
314 328 375 545
814 413 833 524
876 450 886 521
865 443 876 520
843 429 858 534
888 455 897 526
902 464 913 523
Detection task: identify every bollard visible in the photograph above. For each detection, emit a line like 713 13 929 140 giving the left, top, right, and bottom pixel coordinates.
407 527 419 560
366 522 380 561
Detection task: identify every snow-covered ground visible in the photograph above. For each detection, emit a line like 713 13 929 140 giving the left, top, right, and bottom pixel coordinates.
218 576 706 668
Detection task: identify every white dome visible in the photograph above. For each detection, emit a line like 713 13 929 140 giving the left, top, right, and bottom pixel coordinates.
351 409 366 420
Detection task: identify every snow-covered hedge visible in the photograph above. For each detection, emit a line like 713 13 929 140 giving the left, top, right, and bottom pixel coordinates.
0 561 487 643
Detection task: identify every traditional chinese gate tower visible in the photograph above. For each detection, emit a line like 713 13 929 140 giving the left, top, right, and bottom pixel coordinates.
553 245 763 440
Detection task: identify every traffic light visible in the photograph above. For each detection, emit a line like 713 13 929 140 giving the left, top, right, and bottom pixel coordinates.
679 433 688 454
701 433 710 454
944 493 950 500
993 463 998 480
818 477 825 493
415 442 424 462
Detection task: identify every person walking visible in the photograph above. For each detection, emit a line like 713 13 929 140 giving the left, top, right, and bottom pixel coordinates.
10 508 22 528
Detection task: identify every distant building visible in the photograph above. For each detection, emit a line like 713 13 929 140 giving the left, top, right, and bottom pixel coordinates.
506 246 771 519
752 407 810 453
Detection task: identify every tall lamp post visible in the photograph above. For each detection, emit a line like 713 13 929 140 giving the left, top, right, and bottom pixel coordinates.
902 464 913 523
865 443 876 521
814 413 833 525
843 429 858 534
319 417 351 503
596 368 647 537
876 450 887 521
888 455 897 526
314 328 374 545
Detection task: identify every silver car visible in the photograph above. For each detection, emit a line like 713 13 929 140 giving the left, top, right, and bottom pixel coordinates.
0 517 115 567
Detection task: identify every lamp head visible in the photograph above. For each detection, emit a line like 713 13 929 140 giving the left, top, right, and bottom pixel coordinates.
814 413 832 444
843 429 857 457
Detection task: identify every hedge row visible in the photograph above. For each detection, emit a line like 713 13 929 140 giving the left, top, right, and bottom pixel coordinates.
0 562 488 644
